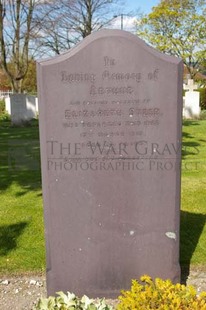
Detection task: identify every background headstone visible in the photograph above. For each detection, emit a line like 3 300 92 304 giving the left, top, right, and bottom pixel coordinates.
5 96 11 114
183 79 200 119
10 94 27 124
6 94 37 124
37 30 183 298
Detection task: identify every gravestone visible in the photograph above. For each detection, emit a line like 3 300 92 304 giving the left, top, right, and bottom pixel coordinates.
37 30 183 298
183 79 200 119
6 94 37 124
35 97 39 113
5 96 11 114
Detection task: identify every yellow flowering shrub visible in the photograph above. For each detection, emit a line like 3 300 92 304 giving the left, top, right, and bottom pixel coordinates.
117 275 206 310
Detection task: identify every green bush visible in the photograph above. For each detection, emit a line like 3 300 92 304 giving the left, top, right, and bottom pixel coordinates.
0 111 10 122
34 291 113 310
198 88 206 110
0 99 10 124
117 275 206 310
199 110 206 120
0 99 5 113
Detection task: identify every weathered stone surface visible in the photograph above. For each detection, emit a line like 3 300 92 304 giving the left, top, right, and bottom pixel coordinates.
6 94 37 124
37 29 183 298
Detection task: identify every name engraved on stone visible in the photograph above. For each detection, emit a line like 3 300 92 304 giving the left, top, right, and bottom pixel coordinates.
90 85 134 95
129 107 161 117
65 108 122 119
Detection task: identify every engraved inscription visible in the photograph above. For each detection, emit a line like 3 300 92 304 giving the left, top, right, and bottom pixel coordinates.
102 71 142 83
129 108 160 117
60 56 162 136
70 99 151 106
65 109 122 119
61 71 96 83
148 69 159 80
90 85 133 95
104 56 116 67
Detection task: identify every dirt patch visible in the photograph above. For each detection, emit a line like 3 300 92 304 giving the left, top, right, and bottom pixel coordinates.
1 267 206 310
0 274 46 310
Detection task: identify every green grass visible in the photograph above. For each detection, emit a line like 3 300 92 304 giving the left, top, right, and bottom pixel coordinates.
0 118 205 275
0 119 45 274
180 120 206 267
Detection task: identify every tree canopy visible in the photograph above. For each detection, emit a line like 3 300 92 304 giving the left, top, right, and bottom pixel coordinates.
0 0 124 92
0 0 37 92
36 0 124 55
136 0 206 78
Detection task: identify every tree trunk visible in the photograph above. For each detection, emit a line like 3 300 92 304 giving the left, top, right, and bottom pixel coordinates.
0 0 34 93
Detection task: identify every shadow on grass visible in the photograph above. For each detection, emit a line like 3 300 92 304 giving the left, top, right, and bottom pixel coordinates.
182 120 200 127
0 121 42 194
182 131 201 159
182 141 200 158
0 222 28 256
180 211 206 284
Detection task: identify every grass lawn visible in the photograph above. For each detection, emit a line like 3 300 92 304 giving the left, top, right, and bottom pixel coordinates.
0 118 205 274
0 120 45 274
181 120 206 267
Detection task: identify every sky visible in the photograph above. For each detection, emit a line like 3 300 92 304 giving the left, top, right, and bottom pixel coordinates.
124 0 160 14
110 0 160 32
